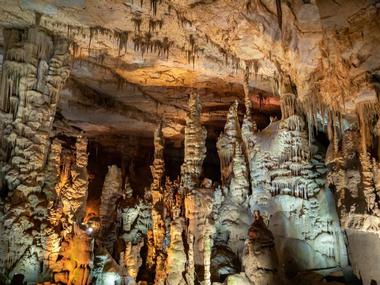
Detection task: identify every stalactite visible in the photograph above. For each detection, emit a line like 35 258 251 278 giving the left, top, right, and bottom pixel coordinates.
114 31 129 56
132 17 142 33
149 18 164 32
276 0 282 31
133 33 173 59
150 0 162 16
280 93 299 120
187 35 198 68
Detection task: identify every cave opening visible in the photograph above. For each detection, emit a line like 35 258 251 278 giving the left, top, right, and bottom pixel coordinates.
202 126 222 184
164 140 183 181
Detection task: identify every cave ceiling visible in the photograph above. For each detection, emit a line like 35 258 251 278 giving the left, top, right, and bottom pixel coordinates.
0 0 379 144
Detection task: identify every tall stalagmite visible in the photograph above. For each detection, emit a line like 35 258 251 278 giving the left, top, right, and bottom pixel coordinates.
180 93 207 194
181 93 208 284
150 123 166 284
0 26 70 283
99 165 123 254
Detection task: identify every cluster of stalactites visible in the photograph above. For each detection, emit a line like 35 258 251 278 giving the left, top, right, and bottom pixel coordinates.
0 27 69 115
278 76 299 120
180 93 207 193
356 100 380 153
280 93 299 120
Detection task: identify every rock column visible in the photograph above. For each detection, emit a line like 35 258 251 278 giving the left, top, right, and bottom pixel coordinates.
0 27 70 282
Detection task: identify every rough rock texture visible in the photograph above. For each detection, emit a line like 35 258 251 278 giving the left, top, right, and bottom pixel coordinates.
43 135 90 283
149 123 166 284
214 101 251 257
326 110 380 284
99 165 123 254
0 26 70 283
249 111 348 276
181 93 207 193
0 1 380 284
243 211 279 285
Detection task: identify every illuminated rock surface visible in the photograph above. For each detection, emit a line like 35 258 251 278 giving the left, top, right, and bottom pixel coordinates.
0 1 379 285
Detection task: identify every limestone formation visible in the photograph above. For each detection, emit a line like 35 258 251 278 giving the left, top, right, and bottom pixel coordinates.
180 93 207 193
0 1 379 284
150 123 166 284
0 26 71 283
217 101 241 185
99 165 123 254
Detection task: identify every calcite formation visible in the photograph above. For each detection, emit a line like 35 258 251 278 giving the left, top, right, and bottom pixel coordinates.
0 1 380 285
0 25 71 283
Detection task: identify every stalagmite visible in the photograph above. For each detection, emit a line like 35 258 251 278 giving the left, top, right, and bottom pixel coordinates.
326 94 380 285
180 93 209 284
243 211 279 285
229 141 250 205
213 101 251 258
43 140 63 270
217 101 241 185
356 101 380 214
180 93 207 193
60 136 89 232
0 26 71 283
203 219 213 285
184 187 214 284
51 223 93 285
99 165 123 254
242 72 258 165
166 208 187 285
241 113 257 164
117 171 152 283
42 136 91 282
150 123 167 284
123 240 144 280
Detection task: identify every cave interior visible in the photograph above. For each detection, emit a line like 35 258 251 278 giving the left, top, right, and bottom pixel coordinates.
0 0 380 285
